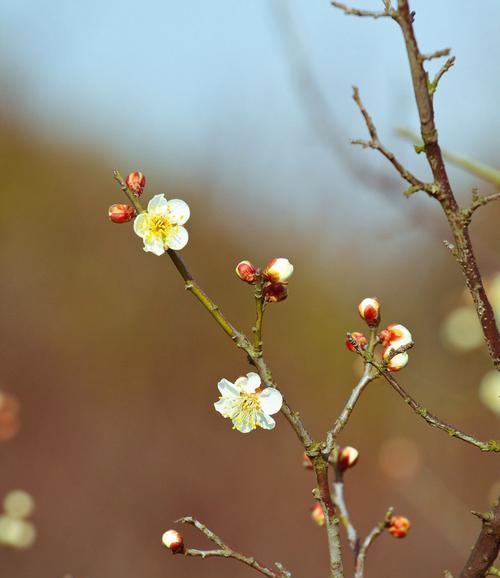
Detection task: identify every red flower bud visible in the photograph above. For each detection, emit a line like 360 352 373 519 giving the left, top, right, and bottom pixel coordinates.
235 260 257 284
108 204 135 223
263 283 288 303
125 171 146 196
388 515 410 538
345 332 367 352
358 297 380 327
302 452 313 470
311 502 326 526
162 529 184 553
337 446 359 472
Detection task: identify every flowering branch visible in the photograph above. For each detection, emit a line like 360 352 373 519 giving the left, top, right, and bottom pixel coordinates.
331 0 500 371
354 508 394 578
175 517 292 578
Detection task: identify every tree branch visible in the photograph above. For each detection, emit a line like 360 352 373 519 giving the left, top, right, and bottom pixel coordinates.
370 361 499 452
332 481 359 556
459 500 500 578
330 1 394 19
176 517 292 578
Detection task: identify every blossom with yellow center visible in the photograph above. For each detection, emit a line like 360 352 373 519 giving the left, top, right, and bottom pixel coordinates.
133 194 190 256
214 372 283 433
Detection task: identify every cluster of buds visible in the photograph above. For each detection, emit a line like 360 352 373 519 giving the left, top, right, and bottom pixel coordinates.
347 297 412 373
235 258 294 303
162 529 184 553
388 515 410 538
337 446 359 473
108 171 145 223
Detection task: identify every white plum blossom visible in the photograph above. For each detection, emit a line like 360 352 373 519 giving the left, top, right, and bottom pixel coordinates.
133 194 190 255
214 372 283 433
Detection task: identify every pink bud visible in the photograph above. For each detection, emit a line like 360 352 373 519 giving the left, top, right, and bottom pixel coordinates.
380 324 412 347
345 332 367 352
358 297 380 327
337 446 359 472
311 502 326 526
263 283 288 303
388 516 410 538
108 204 135 223
162 529 184 553
125 171 146 196
235 260 257 284
263 258 294 284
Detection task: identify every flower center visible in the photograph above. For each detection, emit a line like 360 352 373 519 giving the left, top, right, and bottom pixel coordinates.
150 215 171 235
232 392 262 430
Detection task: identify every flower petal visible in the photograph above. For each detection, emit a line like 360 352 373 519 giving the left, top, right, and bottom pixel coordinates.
217 378 238 398
236 372 260 394
233 419 254 433
256 412 276 430
147 194 169 216
259 388 283 415
133 213 150 238
165 225 189 251
167 199 190 225
143 233 165 256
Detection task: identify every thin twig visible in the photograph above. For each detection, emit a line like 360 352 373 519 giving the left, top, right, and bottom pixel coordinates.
253 273 265 357
354 508 394 578
332 482 359 555
176 517 291 578
331 1 394 18
419 48 451 61
429 56 456 96
351 86 433 197
371 361 499 452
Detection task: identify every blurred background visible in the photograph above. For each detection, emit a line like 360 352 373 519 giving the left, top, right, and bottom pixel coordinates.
0 0 499 577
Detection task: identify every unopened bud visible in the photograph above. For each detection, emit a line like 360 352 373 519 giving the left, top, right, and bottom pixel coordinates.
358 298 380 327
108 204 135 223
345 332 367 352
337 446 359 472
235 260 257 284
383 347 409 372
311 502 325 526
263 258 294 284
302 452 313 470
388 515 410 538
379 324 412 347
162 529 184 553
125 171 146 196
263 283 288 303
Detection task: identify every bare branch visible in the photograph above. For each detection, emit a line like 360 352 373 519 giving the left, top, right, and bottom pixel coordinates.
354 508 394 578
351 86 433 197
463 189 500 221
331 1 394 18
176 517 291 578
419 48 451 61
459 500 500 578
370 362 500 452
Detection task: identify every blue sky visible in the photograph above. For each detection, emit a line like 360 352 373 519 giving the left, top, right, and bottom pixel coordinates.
2 0 500 228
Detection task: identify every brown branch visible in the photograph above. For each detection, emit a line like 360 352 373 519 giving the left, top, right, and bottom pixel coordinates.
429 56 456 96
354 508 394 578
176 517 292 578
351 86 433 197
392 0 500 370
419 48 451 61
463 190 500 221
459 500 500 578
371 361 499 452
